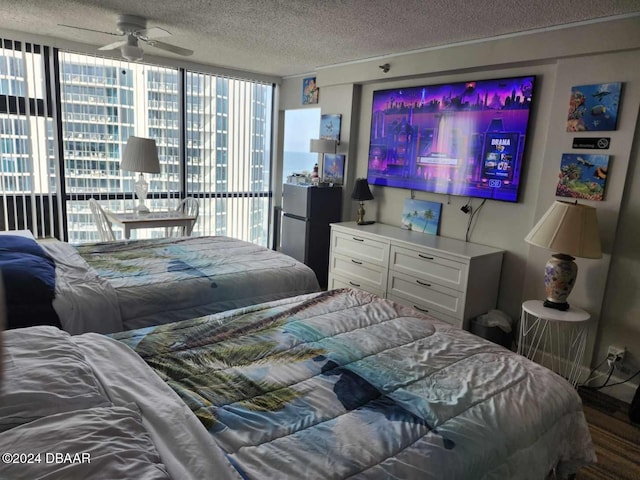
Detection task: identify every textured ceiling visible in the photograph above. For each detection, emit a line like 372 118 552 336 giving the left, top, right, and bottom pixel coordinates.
0 0 639 77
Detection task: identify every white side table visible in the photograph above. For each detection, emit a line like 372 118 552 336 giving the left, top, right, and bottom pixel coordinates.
517 300 590 387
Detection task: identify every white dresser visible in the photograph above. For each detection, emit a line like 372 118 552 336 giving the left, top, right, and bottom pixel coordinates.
328 222 504 329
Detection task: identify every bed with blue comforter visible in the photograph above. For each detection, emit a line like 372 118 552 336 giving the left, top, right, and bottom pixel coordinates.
0 232 320 334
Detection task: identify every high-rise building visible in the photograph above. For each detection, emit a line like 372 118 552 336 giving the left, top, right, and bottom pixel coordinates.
1 43 272 245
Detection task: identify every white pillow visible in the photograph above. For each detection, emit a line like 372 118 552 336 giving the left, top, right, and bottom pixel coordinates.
0 404 171 480
0 326 110 431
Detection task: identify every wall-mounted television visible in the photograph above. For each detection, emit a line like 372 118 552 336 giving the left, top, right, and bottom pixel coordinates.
367 75 535 202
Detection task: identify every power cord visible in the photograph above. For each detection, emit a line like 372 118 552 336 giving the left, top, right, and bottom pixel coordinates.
593 368 640 389
465 199 486 242
581 353 638 390
579 356 610 387
586 363 615 390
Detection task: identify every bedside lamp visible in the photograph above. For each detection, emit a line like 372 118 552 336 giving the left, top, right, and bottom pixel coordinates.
120 136 160 214
351 178 375 225
525 200 602 311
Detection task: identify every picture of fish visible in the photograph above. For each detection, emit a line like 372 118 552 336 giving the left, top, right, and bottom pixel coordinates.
577 156 594 168
566 82 622 132
595 166 607 180
556 153 610 201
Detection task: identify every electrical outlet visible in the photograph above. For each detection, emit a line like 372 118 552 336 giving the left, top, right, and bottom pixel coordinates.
607 345 625 364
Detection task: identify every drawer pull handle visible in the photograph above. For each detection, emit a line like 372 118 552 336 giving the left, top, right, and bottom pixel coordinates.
418 254 434 260
416 280 431 287
349 281 361 287
352 237 364 242
413 305 429 313
351 259 362 265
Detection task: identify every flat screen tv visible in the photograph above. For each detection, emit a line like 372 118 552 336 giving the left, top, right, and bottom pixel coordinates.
367 75 535 202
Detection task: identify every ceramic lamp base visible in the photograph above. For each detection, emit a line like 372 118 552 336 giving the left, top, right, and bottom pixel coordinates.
543 253 577 311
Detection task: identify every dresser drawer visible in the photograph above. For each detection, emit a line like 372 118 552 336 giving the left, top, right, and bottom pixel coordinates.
330 252 387 290
329 272 385 298
332 231 389 266
387 270 464 320
390 245 468 291
387 293 462 328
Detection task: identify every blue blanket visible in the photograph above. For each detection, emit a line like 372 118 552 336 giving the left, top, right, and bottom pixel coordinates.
0 235 60 329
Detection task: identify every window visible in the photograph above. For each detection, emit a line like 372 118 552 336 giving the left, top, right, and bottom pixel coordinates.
282 108 321 183
0 41 274 245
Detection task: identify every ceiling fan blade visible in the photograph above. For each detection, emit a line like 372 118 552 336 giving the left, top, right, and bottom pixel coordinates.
144 39 193 56
58 24 122 36
98 40 128 51
137 27 171 40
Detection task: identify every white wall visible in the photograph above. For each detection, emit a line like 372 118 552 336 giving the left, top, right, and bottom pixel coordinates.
278 16 640 402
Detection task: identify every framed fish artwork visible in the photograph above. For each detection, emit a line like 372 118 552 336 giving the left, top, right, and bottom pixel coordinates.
556 153 610 201
566 82 622 132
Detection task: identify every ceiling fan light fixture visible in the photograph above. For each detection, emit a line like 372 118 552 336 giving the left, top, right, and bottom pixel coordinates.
121 43 143 61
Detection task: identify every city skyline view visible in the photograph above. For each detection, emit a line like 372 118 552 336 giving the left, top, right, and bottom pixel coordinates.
0 40 273 245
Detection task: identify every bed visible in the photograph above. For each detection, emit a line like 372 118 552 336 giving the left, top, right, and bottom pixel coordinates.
0 231 320 334
0 288 596 479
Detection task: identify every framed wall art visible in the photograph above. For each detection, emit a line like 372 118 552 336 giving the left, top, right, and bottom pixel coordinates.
556 153 610 201
400 198 442 235
320 114 341 142
302 77 318 105
566 82 622 132
322 154 345 185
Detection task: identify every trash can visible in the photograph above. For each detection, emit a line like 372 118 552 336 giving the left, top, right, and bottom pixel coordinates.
470 310 513 349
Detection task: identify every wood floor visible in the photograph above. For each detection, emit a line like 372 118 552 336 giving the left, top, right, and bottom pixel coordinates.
576 387 640 480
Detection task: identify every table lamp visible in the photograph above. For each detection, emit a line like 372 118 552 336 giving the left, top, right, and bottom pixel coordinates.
310 139 337 181
351 178 375 225
525 200 602 310
120 136 160 214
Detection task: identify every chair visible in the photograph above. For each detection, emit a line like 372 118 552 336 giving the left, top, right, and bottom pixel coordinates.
88 199 115 242
166 197 199 237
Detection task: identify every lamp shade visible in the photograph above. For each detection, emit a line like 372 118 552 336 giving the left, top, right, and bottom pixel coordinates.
351 178 374 201
525 200 602 259
309 138 337 154
121 136 160 174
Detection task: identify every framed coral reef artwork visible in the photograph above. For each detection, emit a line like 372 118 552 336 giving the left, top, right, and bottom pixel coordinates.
322 154 345 184
400 198 442 235
320 114 341 142
302 77 318 105
566 82 622 132
556 153 610 201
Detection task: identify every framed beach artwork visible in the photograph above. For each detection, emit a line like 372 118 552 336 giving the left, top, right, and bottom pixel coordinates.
556 153 610 201
566 82 622 132
302 77 318 105
320 114 341 142
400 198 442 235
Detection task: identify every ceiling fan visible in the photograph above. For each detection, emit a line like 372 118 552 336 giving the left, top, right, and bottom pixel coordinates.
59 14 194 61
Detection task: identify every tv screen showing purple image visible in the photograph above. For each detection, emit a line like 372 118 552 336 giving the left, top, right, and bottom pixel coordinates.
367 75 535 202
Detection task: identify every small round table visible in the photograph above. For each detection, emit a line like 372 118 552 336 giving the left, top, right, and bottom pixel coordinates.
517 300 590 387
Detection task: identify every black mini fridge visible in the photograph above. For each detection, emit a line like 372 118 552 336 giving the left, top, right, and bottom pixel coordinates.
281 184 342 288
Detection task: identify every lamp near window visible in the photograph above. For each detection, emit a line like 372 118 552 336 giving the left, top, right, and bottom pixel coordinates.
309 139 337 180
120 136 160 214
525 200 602 311
351 178 375 225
